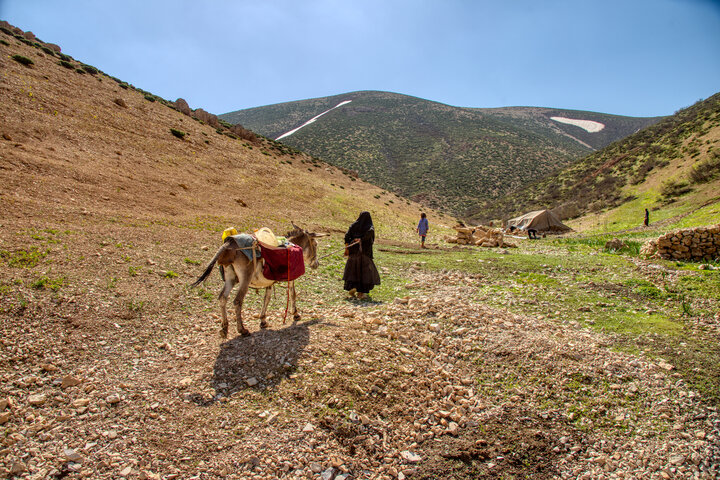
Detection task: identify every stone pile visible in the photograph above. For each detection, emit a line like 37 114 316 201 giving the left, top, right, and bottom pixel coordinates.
641 224 720 261
447 225 515 248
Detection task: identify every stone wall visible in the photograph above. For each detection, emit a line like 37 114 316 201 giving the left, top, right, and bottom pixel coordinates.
641 224 720 261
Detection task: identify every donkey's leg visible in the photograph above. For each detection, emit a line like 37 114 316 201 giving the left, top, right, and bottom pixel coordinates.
218 277 236 339
232 264 252 337
259 286 273 329
290 280 301 322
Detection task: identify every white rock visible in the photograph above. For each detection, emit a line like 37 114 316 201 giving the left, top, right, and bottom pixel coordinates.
303 423 315 433
400 451 422 463
64 448 83 462
246 377 259 387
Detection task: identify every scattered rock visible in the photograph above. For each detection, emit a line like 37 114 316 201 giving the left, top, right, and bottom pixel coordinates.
28 394 47 406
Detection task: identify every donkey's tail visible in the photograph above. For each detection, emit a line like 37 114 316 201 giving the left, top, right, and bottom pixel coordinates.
191 243 228 287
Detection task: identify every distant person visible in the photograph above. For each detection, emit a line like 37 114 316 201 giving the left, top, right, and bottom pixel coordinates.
527 228 538 239
343 211 381 300
644 208 650 227
416 212 429 248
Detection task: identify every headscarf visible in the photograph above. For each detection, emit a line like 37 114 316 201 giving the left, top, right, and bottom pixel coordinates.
345 211 374 244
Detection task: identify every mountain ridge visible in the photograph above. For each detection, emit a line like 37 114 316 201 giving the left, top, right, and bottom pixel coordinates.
221 91 663 214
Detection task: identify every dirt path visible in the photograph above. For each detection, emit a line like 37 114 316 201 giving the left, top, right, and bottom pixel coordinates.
2 259 718 479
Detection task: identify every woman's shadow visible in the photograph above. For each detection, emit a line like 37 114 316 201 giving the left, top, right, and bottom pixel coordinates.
190 319 319 406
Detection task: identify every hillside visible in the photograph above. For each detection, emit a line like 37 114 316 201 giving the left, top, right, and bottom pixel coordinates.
468 92 720 229
3 22 720 480
0 27 445 238
221 91 662 214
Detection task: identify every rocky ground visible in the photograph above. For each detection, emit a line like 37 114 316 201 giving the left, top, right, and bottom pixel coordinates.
2 256 718 479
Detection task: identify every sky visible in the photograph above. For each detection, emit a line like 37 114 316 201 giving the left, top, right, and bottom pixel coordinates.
2 0 719 117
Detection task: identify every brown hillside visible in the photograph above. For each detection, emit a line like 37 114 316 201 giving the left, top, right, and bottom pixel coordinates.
0 31 435 235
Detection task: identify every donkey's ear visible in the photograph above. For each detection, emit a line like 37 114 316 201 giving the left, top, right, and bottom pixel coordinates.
309 232 330 238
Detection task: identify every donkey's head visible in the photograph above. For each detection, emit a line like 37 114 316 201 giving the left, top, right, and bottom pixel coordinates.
286 223 328 270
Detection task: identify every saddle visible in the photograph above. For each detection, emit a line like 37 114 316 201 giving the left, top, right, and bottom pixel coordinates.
225 227 305 282
254 227 304 281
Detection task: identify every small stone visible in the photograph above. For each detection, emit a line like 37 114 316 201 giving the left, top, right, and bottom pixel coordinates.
400 451 422 463
0 398 7 410
62 376 82 388
64 448 83 462
447 421 459 435
321 468 335 480
302 423 315 433
246 377 258 387
42 363 59 372
309 462 323 473
28 394 47 406
71 398 90 408
107 430 118 439
106 394 121 404
0 411 10 424
120 466 133 477
10 462 25 475
669 455 685 466
178 377 193 388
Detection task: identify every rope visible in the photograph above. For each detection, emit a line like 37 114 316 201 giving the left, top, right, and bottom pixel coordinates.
318 239 360 260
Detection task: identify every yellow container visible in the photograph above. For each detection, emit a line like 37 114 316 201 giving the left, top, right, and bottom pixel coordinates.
222 227 238 242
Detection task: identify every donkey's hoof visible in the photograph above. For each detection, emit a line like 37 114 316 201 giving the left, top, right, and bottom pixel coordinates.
260 321 269 329
293 314 301 322
239 328 251 337
219 329 228 339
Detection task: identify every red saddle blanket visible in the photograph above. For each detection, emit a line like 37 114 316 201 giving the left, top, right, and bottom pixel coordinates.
260 244 305 281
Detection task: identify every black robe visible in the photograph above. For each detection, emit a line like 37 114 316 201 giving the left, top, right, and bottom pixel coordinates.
343 212 381 293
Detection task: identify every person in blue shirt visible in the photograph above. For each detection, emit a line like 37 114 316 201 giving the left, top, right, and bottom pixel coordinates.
416 212 429 248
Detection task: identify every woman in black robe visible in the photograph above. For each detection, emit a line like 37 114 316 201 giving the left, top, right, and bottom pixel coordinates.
343 211 381 299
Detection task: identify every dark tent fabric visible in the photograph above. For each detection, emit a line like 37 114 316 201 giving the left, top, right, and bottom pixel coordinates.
507 209 572 233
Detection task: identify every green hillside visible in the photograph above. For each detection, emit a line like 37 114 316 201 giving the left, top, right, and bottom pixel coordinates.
221 91 662 214
469 92 720 229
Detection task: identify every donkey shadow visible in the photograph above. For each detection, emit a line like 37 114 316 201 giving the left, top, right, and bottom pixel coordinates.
191 319 319 405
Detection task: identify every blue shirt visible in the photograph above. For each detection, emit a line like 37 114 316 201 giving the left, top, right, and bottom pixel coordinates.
417 217 429 235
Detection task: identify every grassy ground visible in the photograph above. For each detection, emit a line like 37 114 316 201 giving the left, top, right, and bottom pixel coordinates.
274 233 720 406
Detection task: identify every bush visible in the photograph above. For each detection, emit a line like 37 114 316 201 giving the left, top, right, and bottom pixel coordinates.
40 46 55 56
688 151 720 184
58 60 74 69
144 94 156 102
660 178 692 199
81 64 98 75
11 54 33 66
170 128 186 139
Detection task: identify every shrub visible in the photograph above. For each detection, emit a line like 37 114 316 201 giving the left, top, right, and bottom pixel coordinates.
660 178 692 199
11 54 33 66
40 46 55 56
170 128 186 139
144 94 156 102
688 152 720 184
58 60 74 69
75 68 86 74
0 39 9 46
58 53 72 61
81 64 98 75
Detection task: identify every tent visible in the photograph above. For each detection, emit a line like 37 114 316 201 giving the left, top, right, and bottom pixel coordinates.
506 209 571 233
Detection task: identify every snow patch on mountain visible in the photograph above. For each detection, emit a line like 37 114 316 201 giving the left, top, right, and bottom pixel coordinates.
276 100 353 140
550 117 605 133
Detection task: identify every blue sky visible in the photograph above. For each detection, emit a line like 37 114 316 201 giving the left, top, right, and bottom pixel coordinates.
2 0 719 117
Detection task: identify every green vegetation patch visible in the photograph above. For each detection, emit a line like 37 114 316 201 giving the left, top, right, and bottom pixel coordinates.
11 54 34 66
0 246 50 267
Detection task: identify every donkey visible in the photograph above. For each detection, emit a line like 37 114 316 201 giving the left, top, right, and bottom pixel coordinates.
192 225 323 338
